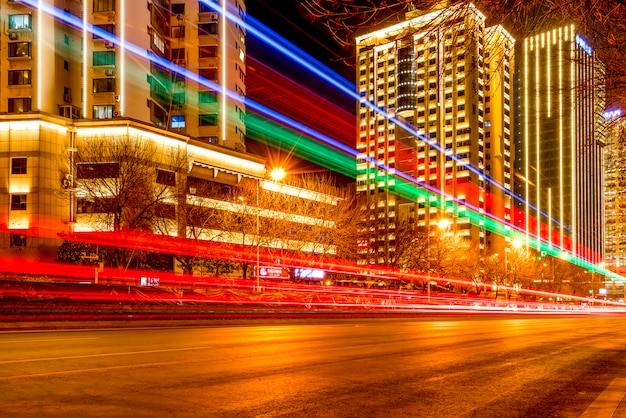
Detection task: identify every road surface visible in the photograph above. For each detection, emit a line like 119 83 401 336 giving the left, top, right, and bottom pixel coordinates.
1 316 626 417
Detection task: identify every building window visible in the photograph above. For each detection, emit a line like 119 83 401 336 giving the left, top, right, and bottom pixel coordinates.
198 2 213 13
199 136 218 144
93 51 115 66
199 113 218 126
8 42 31 58
171 48 185 61
171 26 185 38
93 0 115 13
199 45 217 58
77 162 120 179
171 115 185 128
11 157 27 175
11 194 27 211
7 70 30 86
198 90 217 103
93 78 115 93
93 105 114 119
8 14 31 30
92 24 115 40
198 68 217 81
8 98 31 113
198 23 218 36
156 169 176 186
172 3 185 14
172 92 185 106
10 233 27 248
152 32 165 54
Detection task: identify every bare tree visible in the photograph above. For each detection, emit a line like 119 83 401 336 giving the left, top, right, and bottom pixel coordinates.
72 134 188 269
170 176 239 276
221 174 361 281
301 0 626 104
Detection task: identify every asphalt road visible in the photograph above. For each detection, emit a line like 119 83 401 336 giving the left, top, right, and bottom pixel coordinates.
1 316 626 417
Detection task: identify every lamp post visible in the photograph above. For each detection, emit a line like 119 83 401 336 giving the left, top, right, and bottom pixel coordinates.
255 168 286 292
427 217 451 301
504 238 524 297
255 179 260 292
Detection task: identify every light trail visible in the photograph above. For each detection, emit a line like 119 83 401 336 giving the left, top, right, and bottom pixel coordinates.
12 1 619 284
24 0 593 267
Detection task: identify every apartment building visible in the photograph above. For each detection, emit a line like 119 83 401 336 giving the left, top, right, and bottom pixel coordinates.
0 0 246 150
354 3 514 265
0 0 345 269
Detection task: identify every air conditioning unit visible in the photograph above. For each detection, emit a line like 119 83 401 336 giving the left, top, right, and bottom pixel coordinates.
104 69 115 76
63 94 72 102
173 59 186 67
62 174 74 190
104 41 114 48
8 32 18 40
209 12 218 22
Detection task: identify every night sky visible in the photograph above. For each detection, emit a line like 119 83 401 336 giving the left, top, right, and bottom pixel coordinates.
246 0 354 81
244 0 356 183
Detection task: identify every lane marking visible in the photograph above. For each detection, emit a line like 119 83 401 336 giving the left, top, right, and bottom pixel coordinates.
0 360 190 381
0 338 100 344
581 377 626 417
0 345 215 365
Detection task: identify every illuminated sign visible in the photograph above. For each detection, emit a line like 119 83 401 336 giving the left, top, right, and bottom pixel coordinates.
140 276 160 287
575 35 592 56
603 109 622 120
255 266 289 279
294 268 326 281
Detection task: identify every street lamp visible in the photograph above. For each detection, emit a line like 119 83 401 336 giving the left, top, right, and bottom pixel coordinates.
427 217 450 301
504 238 524 289
255 168 286 292
255 180 260 292
269 168 286 182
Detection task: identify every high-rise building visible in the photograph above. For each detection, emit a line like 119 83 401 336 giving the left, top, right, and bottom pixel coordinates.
604 109 625 269
514 25 605 263
354 3 514 265
0 0 246 150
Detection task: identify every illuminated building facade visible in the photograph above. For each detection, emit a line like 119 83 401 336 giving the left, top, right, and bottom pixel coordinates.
0 0 246 150
0 114 340 265
514 25 605 263
0 1 343 266
355 3 514 265
604 110 626 270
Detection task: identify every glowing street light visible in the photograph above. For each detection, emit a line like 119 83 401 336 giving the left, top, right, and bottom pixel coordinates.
269 168 286 182
437 217 451 231
505 238 525 289
255 168 287 292
427 217 451 301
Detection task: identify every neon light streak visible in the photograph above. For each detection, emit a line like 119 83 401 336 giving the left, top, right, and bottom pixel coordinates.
23 0 559 243
120 0 125 116
82 0 88 118
547 31 550 118
221 0 227 146
535 35 541 251
17 0 611 281
524 38 530 248
559 27 564 249
570 25 577 258
37 0 42 110
30 0 550 238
